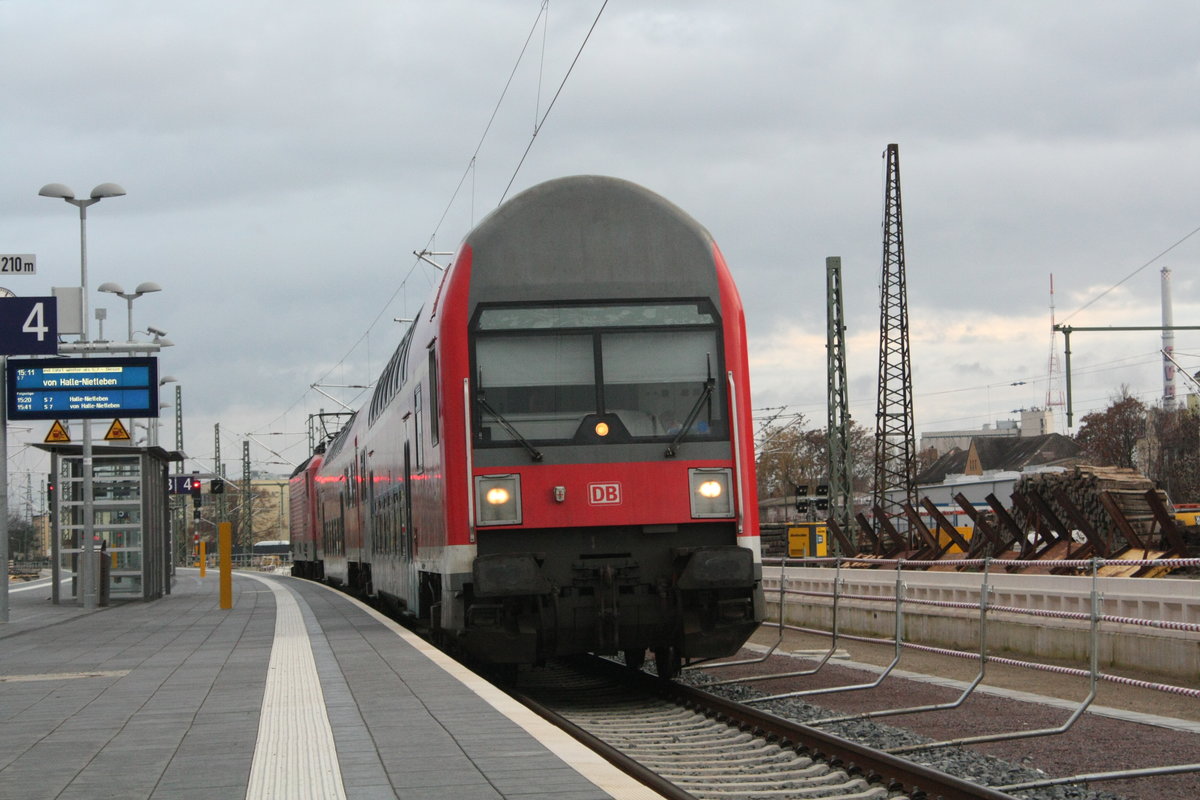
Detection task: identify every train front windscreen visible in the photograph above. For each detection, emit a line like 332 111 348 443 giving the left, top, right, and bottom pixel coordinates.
471 300 727 447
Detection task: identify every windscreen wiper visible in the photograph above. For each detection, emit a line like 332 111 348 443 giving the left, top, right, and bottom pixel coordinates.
665 354 715 457
477 392 543 461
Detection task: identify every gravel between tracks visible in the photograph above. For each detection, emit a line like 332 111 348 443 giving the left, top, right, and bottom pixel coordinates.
677 630 1200 800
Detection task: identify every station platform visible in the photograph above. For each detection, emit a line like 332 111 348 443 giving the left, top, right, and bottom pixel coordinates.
0 571 664 800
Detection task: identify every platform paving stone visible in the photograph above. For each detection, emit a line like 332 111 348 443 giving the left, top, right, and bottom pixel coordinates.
0 573 655 800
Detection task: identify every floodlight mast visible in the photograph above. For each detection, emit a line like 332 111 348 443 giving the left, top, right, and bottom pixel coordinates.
38 182 126 610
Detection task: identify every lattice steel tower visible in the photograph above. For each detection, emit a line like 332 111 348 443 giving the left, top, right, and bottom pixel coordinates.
825 256 853 546
873 144 917 522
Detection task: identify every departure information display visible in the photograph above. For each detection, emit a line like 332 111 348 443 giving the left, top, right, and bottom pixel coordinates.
6 357 159 420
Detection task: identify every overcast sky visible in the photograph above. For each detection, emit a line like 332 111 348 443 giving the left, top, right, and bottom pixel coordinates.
1 0 1198 498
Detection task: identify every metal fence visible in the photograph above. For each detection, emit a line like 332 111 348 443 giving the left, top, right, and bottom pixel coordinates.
702 554 1200 792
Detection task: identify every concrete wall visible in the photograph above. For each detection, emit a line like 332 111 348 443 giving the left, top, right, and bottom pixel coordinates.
763 566 1200 682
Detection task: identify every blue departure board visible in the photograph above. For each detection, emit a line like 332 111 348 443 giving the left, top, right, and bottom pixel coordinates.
6 357 159 420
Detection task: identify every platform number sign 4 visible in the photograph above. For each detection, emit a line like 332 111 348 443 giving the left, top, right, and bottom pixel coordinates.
0 296 58 355
22 302 49 340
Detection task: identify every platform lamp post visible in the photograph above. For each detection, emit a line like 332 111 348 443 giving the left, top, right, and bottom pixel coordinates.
38 181 126 610
98 282 161 442
98 281 161 344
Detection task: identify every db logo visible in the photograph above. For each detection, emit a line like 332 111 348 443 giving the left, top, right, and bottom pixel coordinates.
588 482 622 505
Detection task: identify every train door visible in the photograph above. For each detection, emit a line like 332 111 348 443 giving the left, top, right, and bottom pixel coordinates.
402 442 419 611
362 450 374 560
401 443 413 560
364 463 376 590
355 449 373 594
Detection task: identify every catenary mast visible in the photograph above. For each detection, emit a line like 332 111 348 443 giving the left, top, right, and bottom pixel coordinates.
872 144 917 532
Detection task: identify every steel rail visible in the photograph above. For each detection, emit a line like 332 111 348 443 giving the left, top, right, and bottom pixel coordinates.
510 688 698 800
620 662 1022 800
535 656 1022 800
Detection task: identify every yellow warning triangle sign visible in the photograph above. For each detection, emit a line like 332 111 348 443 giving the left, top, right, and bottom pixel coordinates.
104 419 131 441
45 420 70 443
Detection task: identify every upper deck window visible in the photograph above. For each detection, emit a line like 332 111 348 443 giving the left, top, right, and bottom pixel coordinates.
471 301 725 449
477 303 714 330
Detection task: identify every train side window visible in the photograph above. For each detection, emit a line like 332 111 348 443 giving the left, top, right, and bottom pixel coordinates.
428 346 439 446
380 493 388 554
393 490 400 553
413 384 423 472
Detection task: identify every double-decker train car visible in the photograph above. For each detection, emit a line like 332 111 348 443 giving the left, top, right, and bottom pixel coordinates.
288 453 323 579
295 175 762 676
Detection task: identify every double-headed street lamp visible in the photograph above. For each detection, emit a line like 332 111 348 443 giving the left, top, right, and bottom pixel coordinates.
38 183 126 338
38 181 126 611
97 283 165 444
98 281 161 343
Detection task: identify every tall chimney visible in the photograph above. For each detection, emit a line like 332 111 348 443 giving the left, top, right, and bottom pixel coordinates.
1162 266 1176 410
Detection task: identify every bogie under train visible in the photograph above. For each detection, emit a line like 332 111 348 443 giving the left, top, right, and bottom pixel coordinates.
290 175 763 676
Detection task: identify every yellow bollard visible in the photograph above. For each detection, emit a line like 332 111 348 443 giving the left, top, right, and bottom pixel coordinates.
199 542 206 578
219 522 232 610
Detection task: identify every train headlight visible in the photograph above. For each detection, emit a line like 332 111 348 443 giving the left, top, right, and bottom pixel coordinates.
689 468 733 518
476 474 522 526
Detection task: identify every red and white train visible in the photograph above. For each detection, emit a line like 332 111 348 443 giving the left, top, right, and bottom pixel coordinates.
290 175 762 676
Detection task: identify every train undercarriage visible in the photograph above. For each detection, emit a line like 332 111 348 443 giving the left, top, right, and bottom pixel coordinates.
456 525 763 678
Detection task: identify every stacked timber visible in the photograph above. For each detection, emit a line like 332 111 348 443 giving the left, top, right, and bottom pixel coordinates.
758 525 787 558
1011 465 1171 551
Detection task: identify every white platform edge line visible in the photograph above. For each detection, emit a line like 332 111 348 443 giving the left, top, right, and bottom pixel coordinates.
8 578 74 593
304 579 668 800
245 575 347 800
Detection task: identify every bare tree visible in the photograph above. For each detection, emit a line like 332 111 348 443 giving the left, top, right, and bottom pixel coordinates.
6 514 37 560
1145 406 1200 502
1074 385 1146 469
756 417 874 498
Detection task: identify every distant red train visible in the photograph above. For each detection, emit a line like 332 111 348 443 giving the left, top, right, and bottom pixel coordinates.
290 175 762 677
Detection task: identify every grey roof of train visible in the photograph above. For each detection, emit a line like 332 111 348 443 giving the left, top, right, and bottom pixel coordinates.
464 175 724 312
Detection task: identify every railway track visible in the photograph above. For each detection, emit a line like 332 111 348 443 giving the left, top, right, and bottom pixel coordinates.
510 657 1020 800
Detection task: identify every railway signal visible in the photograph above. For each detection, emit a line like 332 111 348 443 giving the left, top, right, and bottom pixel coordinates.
815 484 830 512
794 484 809 513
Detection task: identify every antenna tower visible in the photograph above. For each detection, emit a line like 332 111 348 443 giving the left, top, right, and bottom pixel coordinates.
873 144 917 526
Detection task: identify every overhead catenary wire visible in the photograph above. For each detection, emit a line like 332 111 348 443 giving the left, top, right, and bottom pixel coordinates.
248 0 556 440
427 0 552 242
1061 220 1200 324
243 2 605 468
500 0 609 203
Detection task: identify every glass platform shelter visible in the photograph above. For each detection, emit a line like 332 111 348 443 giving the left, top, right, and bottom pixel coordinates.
40 443 181 603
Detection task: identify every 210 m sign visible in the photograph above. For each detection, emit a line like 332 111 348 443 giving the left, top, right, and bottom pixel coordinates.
0 254 36 274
